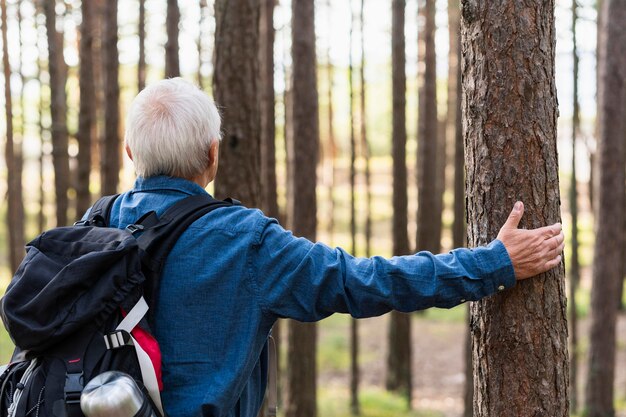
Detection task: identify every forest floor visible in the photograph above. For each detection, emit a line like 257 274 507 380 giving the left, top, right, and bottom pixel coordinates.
315 267 626 417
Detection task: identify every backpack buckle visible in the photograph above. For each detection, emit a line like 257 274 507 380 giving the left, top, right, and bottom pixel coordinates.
125 224 145 235
104 330 133 350
64 371 84 405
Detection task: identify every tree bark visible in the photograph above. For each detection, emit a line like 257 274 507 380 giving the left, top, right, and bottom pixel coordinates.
569 0 580 412
416 0 439 254
3 0 25 272
101 0 120 196
213 0 261 207
386 0 412 406
584 1 626 416
462 1 569 416
138 0 146 91
165 0 180 78
43 0 70 226
259 0 279 220
285 2 319 417
77 0 96 216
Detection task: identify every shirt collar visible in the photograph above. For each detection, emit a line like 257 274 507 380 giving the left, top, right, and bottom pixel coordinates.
133 175 209 196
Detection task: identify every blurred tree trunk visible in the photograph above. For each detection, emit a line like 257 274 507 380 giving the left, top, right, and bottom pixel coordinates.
569 0 580 412
213 0 261 207
348 3 359 416
585 1 626 416
259 0 279 220
447 0 470 415
165 0 180 78
138 0 146 91
76 0 96 216
3 0 25 272
386 0 412 406
285 1 319 417
416 0 439 254
197 0 208 89
36 8 46 233
258 3 279 414
462 1 569 416
43 0 70 226
101 0 120 196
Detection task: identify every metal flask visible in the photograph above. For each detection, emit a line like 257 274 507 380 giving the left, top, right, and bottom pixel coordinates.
80 371 156 417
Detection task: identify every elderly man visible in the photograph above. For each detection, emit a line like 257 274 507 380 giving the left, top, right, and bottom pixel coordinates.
110 78 564 417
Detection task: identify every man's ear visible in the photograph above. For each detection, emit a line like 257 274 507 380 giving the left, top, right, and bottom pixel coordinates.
207 140 219 182
125 144 133 161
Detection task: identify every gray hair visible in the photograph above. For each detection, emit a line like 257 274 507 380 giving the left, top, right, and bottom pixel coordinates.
125 77 221 179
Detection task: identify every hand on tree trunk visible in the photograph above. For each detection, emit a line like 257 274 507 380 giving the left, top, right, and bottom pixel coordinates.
496 201 564 280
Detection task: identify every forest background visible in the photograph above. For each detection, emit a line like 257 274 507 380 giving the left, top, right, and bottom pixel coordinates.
1 0 625 417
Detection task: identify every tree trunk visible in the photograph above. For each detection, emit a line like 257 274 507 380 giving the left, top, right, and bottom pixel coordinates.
259 0 279 220
584 1 626 416
569 0 580 412
101 0 120 196
197 0 208 89
165 0 180 78
36 11 46 233
416 0 439 254
43 0 70 226
462 1 569 416
138 0 146 92
213 0 261 207
3 0 25 272
77 0 96 217
386 0 412 406
285 2 319 417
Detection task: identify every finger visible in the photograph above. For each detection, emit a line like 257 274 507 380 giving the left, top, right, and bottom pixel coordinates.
543 255 562 272
502 201 524 230
535 222 562 239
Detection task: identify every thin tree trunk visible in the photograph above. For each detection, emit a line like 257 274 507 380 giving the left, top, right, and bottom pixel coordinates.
165 0 180 78
101 0 120 196
325 0 337 245
416 0 439 254
386 0 412 406
36 9 46 233
285 2 319 417
43 0 70 226
76 0 96 216
197 0 207 89
585 1 626 416
3 0 25 272
462 1 569 416
213 0 261 206
259 0 279 220
569 0 580 412
138 0 146 91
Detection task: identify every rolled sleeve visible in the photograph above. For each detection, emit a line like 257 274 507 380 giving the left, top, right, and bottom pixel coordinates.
251 219 517 321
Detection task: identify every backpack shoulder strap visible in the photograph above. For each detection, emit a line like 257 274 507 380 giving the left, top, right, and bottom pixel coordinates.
134 194 240 311
84 194 121 227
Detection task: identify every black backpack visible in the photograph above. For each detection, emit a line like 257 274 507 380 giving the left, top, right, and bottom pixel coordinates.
0 194 237 417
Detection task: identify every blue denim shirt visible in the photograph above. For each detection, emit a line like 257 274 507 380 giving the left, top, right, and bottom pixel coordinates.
104 175 515 417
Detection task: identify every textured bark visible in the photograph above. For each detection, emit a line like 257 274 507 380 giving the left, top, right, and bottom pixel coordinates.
259 0 279 220
43 0 70 226
101 0 120 196
165 0 180 78
584 1 626 416
386 0 412 404
416 0 439 254
138 0 146 92
213 0 261 207
285 2 319 417
569 0 580 412
3 0 25 271
77 0 96 216
462 1 569 416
